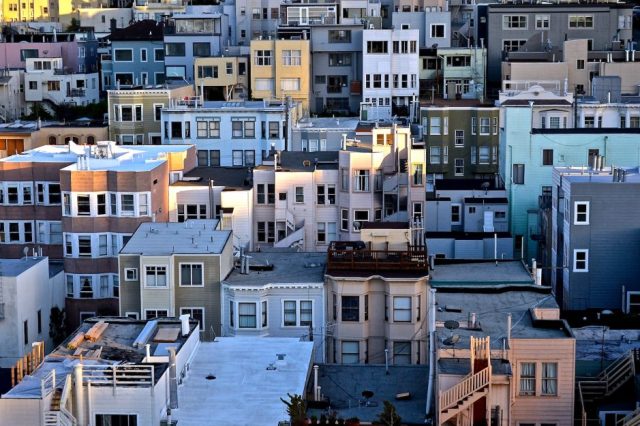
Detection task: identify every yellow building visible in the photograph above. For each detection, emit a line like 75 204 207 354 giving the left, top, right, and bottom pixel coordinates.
250 38 311 113
3 0 52 22
194 56 249 102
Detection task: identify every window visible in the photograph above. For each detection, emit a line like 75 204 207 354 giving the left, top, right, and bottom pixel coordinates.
165 42 186 56
20 49 38 61
584 116 595 128
329 30 351 43
23 320 28 346
394 341 411 365
178 307 204 331
454 158 464 176
145 309 168 320
512 164 525 184
261 301 268 327
120 194 135 216
342 341 359 364
430 146 441 164
451 204 461 224
503 15 527 29
542 363 558 395
341 209 349 231
295 186 304 203
353 170 370 192
145 266 167 287
193 42 211 57
353 210 368 232
317 222 326 243
154 49 164 61
229 302 234 327
140 48 147 62
329 53 351 66
80 277 93 298
281 78 300 91
412 164 423 185
536 15 550 29
254 50 272 66
77 194 90 215
574 249 588 272
576 59 585 70
125 268 138 281
316 184 336 205
282 50 301 66
341 296 359 321
574 201 589 224
283 301 297 326
430 24 445 38
367 41 388 54
78 235 92 257
503 40 526 52
520 362 536 396
430 117 441 135
393 297 411 322
180 264 203 286
257 222 275 243
300 301 312 326
177 204 206 222
454 130 464 147
569 15 593 28
542 149 553 166
113 49 133 61
238 303 257 328
480 118 490 135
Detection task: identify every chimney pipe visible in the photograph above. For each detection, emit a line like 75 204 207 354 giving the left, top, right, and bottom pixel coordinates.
73 364 85 426
179 314 190 336
341 133 347 150
168 346 178 408
507 313 512 343
468 312 477 329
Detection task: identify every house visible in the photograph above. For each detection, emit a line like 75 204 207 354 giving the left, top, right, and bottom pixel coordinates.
550 166 640 311
290 117 359 152
324 227 429 365
79 8 133 33
107 82 194 145
433 286 575 425
0 69 28 121
119 219 234 340
221 251 326 362
194 54 250 102
233 0 281 44
103 20 166 90
133 0 188 22
0 257 64 368
420 99 499 181
362 28 420 119
250 37 312 112
0 316 201 426
419 46 486 100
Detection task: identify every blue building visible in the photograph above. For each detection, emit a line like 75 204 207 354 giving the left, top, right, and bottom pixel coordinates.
103 20 166 90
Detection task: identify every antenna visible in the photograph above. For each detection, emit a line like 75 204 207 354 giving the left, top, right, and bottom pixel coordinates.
443 320 460 356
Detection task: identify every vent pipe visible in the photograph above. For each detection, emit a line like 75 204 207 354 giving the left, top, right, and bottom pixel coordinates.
179 314 190 336
168 346 179 408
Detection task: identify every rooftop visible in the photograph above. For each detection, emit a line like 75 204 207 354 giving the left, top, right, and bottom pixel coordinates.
109 20 164 41
434 178 502 191
174 337 313 426
555 166 640 184
224 251 326 287
429 261 534 287
326 242 429 278
171 167 253 189
165 100 290 112
0 257 47 278
312 364 429 425
121 220 231 256
420 98 495 108
294 117 360 131
277 151 339 172
435 289 572 351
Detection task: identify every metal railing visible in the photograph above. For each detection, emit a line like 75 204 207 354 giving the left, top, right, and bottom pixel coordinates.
327 245 428 273
82 364 155 387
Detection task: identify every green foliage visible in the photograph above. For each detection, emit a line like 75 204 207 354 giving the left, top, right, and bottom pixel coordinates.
377 401 401 426
280 393 307 426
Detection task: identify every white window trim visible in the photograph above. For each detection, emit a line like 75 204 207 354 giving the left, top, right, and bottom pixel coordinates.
124 268 138 281
178 262 205 287
154 48 164 62
573 201 590 225
153 103 164 122
503 14 528 30
281 299 314 328
125 312 140 319
145 309 169 319
430 23 446 38
143 265 169 288
626 291 640 314
236 301 258 329
180 306 205 331
451 203 462 225
573 249 589 272
140 48 148 62
113 48 134 62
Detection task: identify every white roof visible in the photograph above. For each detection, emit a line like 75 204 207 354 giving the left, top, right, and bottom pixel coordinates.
174 337 313 426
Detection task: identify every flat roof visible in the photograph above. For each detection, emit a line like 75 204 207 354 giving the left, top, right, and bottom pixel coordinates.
436 290 571 351
312 364 429 424
429 261 534 287
555 166 640 184
0 257 46 277
121 220 231 255
434 179 502 191
171 167 253 189
165 100 289 112
174 337 313 426
224 251 326 287
278 151 339 172
294 117 360 130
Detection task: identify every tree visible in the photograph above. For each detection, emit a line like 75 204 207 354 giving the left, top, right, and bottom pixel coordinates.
377 401 401 426
280 393 307 426
49 306 67 346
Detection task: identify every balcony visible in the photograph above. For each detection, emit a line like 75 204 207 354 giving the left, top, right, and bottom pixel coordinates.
326 242 428 275
67 89 86 98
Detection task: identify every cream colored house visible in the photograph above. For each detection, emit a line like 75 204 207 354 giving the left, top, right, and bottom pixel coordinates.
250 38 311 112
194 56 249 102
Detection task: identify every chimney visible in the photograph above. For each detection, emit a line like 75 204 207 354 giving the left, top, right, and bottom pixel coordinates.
179 314 190 336
341 133 347 150
468 312 477 329
168 346 179 408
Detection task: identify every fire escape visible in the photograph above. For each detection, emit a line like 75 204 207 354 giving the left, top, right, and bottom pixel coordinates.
438 336 492 425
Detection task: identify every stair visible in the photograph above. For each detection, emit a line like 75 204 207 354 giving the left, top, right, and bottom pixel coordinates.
50 388 62 411
619 407 640 426
273 221 305 249
439 366 491 423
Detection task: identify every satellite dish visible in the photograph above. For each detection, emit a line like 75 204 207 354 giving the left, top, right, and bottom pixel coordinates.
444 320 460 331
443 335 460 346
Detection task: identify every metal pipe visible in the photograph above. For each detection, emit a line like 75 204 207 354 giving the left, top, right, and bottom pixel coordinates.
425 288 437 416
384 349 389 375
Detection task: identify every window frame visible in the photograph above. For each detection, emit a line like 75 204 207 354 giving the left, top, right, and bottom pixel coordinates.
179 263 204 287
574 201 590 225
573 249 589 272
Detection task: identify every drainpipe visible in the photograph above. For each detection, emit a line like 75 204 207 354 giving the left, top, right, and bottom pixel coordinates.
168 346 178 409
425 288 437 416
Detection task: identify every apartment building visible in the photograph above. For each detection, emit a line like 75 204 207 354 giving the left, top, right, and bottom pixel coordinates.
362 28 420 119
575 77 640 129
291 117 359 152
133 0 188 22
392 8 452 49
161 99 300 167
194 54 249 102
32 121 109 148
419 46 486 100
23 57 100 107
119 219 233 340
250 38 312 112
234 0 281 44
433 283 575 425
549 166 640 312
102 20 166 90
420 100 499 181
310 24 364 115
0 257 64 368
485 2 634 89
324 226 429 365
79 8 133 33
0 69 28 121
221 251 325 362
164 8 231 82
107 83 194 145
0 316 200 426
425 179 512 259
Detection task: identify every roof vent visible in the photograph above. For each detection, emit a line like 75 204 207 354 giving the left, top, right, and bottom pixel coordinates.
303 160 311 167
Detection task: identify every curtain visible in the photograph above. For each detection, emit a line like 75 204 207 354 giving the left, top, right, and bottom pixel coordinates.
520 363 536 395
542 363 558 395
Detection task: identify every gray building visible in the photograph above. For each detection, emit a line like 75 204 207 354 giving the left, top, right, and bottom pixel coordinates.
291 116 359 151
551 166 640 311
118 219 234 340
485 3 633 90
234 0 281 44
164 8 231 82
311 24 364 115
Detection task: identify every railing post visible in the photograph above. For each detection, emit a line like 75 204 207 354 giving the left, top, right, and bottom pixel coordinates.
112 366 117 395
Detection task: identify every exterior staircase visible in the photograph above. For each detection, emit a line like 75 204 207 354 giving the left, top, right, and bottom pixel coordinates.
438 336 492 425
578 350 637 426
273 207 305 249
619 407 640 426
43 374 76 426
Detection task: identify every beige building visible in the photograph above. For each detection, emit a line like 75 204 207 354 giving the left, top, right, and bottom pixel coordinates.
431 263 575 425
250 38 311 112
119 219 234 340
195 56 249 102
107 83 194 145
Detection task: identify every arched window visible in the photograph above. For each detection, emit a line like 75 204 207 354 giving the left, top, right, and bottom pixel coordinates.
64 136 79 144
87 136 95 145
48 136 57 145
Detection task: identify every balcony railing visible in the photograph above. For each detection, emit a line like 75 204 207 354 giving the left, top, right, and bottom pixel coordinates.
327 243 428 274
67 89 86 98
83 364 155 387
